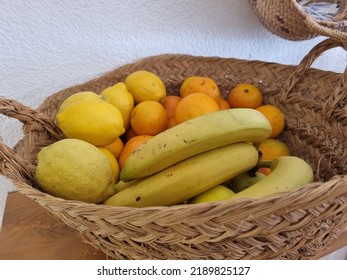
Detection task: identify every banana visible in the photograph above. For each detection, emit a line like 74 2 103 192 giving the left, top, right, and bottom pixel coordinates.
228 156 314 200
114 178 143 193
120 108 271 181
104 142 258 207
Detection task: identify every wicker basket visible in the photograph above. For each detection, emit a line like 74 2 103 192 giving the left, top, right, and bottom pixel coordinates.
1 38 347 260
249 0 347 42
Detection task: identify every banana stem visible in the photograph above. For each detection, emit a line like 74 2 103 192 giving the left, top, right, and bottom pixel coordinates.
257 160 273 169
246 165 260 177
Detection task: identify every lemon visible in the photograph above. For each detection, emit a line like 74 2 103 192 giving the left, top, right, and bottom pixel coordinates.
98 147 120 181
125 70 166 104
56 100 125 146
189 185 235 204
35 139 116 203
100 82 134 131
58 91 103 113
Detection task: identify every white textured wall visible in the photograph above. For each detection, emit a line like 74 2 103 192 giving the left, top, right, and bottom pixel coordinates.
0 0 346 257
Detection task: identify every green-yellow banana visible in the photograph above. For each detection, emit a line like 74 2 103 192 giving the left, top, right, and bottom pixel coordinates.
104 142 258 207
114 178 142 193
120 108 271 181
228 156 314 200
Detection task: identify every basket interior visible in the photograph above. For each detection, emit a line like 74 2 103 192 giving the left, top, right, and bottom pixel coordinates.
299 0 345 22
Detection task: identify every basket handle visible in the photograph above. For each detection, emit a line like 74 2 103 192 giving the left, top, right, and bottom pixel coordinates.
279 38 347 119
0 97 62 182
292 0 347 44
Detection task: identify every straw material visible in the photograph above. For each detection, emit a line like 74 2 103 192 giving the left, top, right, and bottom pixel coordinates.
249 0 347 43
1 38 347 259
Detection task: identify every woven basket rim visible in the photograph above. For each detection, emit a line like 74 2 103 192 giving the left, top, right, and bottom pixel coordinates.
18 175 346 214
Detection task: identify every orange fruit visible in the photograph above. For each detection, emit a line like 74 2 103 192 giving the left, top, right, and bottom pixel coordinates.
130 100 169 136
167 117 177 128
123 127 137 142
256 139 289 176
179 76 197 96
98 147 120 181
102 137 124 160
180 76 221 103
227 83 263 109
162 95 182 119
256 104 285 138
218 98 231 110
257 167 272 176
119 135 153 169
257 139 290 161
174 92 220 124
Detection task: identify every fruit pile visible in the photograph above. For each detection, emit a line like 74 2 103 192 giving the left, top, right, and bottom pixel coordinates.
35 70 314 206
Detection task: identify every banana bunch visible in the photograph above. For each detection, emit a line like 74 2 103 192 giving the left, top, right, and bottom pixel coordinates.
104 108 314 208
104 142 259 207
120 108 272 181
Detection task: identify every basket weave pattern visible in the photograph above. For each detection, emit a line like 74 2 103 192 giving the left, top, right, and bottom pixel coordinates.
249 0 347 43
1 38 347 259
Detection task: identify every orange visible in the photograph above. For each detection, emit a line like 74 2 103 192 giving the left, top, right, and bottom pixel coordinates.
256 139 289 176
119 135 153 169
102 137 124 160
227 83 262 109
162 95 182 119
180 76 221 103
130 100 169 136
218 98 231 110
257 139 290 161
256 104 285 138
98 147 120 181
257 167 272 176
167 117 177 128
123 127 137 142
174 92 220 124
179 76 197 96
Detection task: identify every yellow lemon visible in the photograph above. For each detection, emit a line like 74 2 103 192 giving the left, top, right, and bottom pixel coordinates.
56 100 125 146
100 82 134 131
35 139 116 203
189 185 235 204
125 70 166 104
58 91 103 113
98 147 120 182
